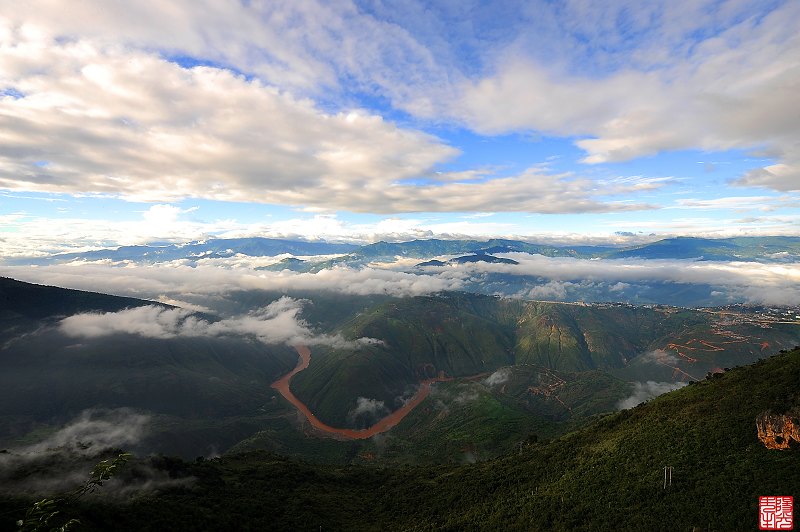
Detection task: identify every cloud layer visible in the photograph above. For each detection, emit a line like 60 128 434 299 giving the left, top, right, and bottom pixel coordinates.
0 14 660 214
2 259 464 301
449 253 800 306
0 21 455 210
59 297 379 348
445 1 800 190
3 246 800 307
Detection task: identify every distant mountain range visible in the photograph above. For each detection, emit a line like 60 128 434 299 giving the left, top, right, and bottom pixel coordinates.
8 235 800 265
416 253 520 267
8 237 359 265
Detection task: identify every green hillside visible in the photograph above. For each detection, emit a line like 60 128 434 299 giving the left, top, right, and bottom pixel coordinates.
513 302 684 370
290 294 800 428
2 279 798 464
291 294 518 427
9 346 797 531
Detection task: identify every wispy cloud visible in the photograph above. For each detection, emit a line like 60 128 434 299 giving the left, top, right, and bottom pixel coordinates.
347 397 389 424
675 196 800 212
447 2 800 192
0 408 194 497
59 297 380 348
20 408 150 456
484 367 512 387
617 381 687 410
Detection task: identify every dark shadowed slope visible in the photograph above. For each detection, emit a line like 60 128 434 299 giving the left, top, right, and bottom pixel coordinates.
17 346 799 531
0 277 297 457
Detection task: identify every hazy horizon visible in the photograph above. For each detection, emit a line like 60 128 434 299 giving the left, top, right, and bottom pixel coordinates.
1 1 799 258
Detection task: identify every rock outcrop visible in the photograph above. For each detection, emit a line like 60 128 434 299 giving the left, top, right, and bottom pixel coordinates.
756 411 800 449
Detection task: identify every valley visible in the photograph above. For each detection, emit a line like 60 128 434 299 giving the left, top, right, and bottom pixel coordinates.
5 6 800 528
2 276 797 466
4 345 798 531
1 240 798 527
271 345 452 440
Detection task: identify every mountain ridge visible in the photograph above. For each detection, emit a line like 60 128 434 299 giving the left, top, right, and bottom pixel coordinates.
9 235 800 266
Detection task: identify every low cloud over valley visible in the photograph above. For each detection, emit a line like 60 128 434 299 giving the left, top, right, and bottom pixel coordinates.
60 297 379 348
4 248 800 308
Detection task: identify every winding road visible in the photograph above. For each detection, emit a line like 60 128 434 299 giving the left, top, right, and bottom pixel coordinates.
271 345 448 440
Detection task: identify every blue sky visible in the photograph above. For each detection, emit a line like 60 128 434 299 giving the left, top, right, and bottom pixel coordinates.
1 0 799 255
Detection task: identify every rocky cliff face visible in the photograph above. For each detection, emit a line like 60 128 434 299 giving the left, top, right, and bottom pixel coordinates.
756 411 800 449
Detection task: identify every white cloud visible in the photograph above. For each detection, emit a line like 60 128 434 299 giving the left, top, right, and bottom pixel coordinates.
154 296 212 313
6 259 462 299
736 162 800 192
61 305 196 340
448 2 800 192
600 213 800 238
21 408 150 455
0 23 457 210
433 253 800 306
4 248 800 307
675 195 800 212
58 297 379 348
0 16 655 214
484 367 511 387
4 1 799 202
608 282 630 293
141 204 195 224
523 280 573 301
347 397 389 423
5 0 458 103
617 381 687 410
472 252 800 285
637 350 680 366
0 206 242 258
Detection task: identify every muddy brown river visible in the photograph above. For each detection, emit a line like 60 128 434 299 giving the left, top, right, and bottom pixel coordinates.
271 345 447 440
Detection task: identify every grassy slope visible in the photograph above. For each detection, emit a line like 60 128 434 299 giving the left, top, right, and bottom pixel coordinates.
3 278 798 465
30 346 798 531
230 366 632 465
513 302 690 370
292 294 517 427
291 294 800 429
